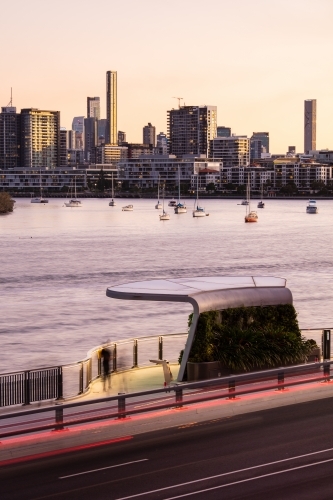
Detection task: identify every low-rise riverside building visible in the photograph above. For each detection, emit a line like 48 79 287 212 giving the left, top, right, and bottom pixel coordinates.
0 168 87 192
273 158 332 190
118 155 222 189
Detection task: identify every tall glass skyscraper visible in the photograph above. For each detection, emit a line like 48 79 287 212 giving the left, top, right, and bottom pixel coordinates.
106 71 117 145
304 99 316 154
87 97 100 119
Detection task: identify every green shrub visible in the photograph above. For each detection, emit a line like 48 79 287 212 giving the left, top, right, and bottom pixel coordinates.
0 192 15 214
186 305 317 371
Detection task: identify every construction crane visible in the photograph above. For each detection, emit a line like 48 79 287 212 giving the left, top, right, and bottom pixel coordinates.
172 97 183 109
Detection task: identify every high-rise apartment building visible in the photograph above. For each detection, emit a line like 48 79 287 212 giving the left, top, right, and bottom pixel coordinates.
20 108 60 169
217 126 231 137
0 106 21 169
210 136 250 167
250 132 269 160
59 128 68 167
167 105 217 157
304 99 316 153
84 117 98 163
87 97 100 119
143 123 156 146
106 70 117 145
156 132 168 155
72 116 84 149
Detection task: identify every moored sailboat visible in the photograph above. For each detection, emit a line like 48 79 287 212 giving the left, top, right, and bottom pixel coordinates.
64 177 81 207
155 175 162 209
109 172 116 206
193 174 206 217
159 183 170 220
31 170 48 203
174 166 187 214
245 174 258 223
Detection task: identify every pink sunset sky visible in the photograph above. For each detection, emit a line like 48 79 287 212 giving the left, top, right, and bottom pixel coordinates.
1 0 332 152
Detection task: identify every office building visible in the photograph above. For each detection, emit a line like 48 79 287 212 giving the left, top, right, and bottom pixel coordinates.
118 131 126 144
250 132 269 160
304 99 316 153
217 126 231 137
97 119 107 144
106 70 117 145
210 135 250 167
59 128 68 167
84 117 98 163
20 108 60 169
72 116 84 149
0 106 21 169
167 105 217 157
87 97 100 119
143 123 156 146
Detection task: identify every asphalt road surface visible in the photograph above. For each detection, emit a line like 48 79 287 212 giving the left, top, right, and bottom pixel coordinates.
2 396 333 499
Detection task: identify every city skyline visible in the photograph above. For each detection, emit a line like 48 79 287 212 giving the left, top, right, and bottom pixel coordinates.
1 0 332 152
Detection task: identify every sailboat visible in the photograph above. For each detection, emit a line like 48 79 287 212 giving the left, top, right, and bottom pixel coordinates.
174 166 187 214
109 172 116 206
244 174 258 223
31 170 48 203
193 174 206 217
155 175 162 209
159 183 170 220
64 177 81 207
257 182 265 208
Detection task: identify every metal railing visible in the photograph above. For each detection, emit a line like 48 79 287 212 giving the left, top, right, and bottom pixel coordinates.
0 333 187 408
0 360 332 439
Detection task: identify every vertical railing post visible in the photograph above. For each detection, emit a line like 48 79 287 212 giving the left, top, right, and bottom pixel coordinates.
56 366 63 400
228 378 235 399
113 344 117 372
54 406 64 431
79 362 83 394
98 351 102 377
158 336 163 361
323 362 331 382
24 371 30 405
175 386 183 408
118 394 126 419
278 371 285 391
322 330 331 360
133 339 138 368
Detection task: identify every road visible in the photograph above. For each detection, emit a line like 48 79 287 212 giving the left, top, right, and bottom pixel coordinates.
2 396 333 499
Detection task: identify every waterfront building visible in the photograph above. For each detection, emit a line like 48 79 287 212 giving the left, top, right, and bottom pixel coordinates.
217 126 231 137
167 105 217 158
0 167 86 191
0 106 21 170
106 70 117 145
120 142 154 159
273 158 331 190
68 149 84 167
96 144 128 165
118 155 221 190
250 132 269 159
87 97 100 119
143 123 156 146
210 135 250 167
304 99 316 154
190 168 221 192
20 108 60 169
118 131 126 144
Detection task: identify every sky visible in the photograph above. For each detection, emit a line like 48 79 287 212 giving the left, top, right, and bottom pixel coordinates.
1 0 332 153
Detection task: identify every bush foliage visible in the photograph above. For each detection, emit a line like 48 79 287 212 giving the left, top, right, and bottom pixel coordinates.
187 305 317 372
0 192 15 214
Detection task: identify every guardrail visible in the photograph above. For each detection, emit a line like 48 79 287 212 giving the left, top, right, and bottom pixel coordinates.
0 360 332 440
0 333 187 408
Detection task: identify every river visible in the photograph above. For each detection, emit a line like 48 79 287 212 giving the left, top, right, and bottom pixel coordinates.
1 197 333 373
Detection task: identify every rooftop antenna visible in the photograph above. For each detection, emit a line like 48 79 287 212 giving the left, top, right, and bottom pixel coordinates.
172 97 183 109
6 88 13 107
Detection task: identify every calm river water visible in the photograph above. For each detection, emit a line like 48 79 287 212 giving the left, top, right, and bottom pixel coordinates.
1 197 333 373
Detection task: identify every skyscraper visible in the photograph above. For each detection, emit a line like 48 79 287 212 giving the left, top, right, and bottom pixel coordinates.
217 126 231 138
250 132 269 160
167 105 217 157
87 97 100 119
106 70 117 145
0 106 21 169
20 108 60 169
143 123 156 146
304 99 316 154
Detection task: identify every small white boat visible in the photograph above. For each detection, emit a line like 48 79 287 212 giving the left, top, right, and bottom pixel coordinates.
257 183 265 208
31 170 48 203
244 174 258 223
122 204 133 211
257 201 265 209
155 176 162 209
159 184 170 220
174 167 187 214
64 177 81 207
241 200 249 206
193 174 206 217
306 200 318 214
109 172 116 207
168 199 177 207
